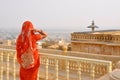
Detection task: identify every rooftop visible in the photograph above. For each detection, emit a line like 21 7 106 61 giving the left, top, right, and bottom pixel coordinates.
73 29 120 35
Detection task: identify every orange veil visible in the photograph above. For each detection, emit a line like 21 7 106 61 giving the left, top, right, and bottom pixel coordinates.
16 21 35 66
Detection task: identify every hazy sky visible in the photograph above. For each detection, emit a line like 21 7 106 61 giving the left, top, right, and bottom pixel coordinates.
0 0 120 31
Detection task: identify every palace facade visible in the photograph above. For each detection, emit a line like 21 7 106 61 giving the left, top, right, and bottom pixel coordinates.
71 30 120 55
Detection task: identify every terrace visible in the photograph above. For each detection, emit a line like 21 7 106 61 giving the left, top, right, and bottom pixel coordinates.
0 48 112 80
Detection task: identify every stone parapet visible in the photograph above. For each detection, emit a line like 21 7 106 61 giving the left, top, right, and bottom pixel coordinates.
0 48 112 80
71 33 120 43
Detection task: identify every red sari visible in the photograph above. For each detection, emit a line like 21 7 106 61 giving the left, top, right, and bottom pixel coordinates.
16 21 41 80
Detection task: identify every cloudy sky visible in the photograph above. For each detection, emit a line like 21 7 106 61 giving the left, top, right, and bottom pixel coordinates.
0 0 120 31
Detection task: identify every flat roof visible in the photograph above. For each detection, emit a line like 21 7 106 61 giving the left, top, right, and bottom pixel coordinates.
73 29 120 35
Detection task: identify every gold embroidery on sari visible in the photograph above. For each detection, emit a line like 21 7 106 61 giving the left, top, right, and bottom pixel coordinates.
21 48 34 69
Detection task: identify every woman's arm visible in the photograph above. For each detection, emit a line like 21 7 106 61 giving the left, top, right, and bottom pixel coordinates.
34 29 48 39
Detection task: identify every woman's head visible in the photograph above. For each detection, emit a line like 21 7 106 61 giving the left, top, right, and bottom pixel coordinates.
21 21 34 33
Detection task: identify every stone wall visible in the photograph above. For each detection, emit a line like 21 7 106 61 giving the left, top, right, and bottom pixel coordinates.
71 41 120 56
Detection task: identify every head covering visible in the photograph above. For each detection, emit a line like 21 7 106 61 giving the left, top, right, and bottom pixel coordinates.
16 21 34 60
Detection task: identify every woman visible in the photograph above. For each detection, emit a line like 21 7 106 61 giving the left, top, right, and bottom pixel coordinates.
16 21 47 80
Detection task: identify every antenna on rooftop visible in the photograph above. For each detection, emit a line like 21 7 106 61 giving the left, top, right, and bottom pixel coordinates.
87 20 99 32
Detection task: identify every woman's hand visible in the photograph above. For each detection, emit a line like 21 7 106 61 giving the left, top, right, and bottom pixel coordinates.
30 28 47 39
32 29 42 33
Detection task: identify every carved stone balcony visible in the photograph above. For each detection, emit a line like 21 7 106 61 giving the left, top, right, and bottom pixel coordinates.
0 48 112 80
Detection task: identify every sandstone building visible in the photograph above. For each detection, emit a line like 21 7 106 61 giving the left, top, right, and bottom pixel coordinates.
71 22 120 56
71 30 120 55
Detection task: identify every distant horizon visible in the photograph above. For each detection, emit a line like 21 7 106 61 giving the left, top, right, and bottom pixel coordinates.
1 25 120 33
0 25 120 41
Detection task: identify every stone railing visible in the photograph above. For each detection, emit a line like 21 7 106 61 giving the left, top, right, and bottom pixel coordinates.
71 33 120 43
0 48 112 80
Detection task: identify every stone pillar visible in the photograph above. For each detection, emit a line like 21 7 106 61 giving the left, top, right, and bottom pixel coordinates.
66 60 69 80
45 58 48 80
61 46 68 70
91 64 95 80
0 51 3 80
7 53 9 80
55 59 59 80
13 53 16 80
